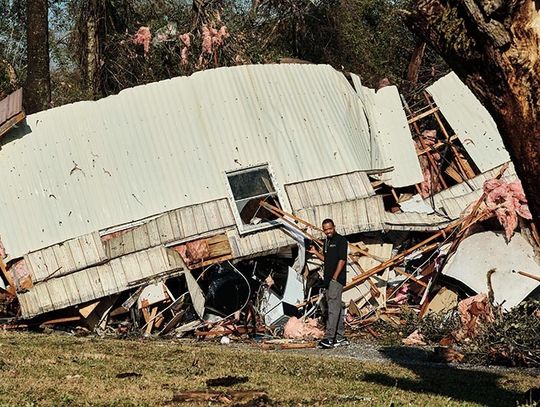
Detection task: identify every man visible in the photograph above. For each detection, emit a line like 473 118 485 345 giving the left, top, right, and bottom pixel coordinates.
308 218 349 349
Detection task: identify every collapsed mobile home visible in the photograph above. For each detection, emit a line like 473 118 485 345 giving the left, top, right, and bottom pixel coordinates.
0 64 537 336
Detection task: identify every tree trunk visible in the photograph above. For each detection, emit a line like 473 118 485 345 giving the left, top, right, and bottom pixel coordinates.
25 0 50 114
406 41 426 84
405 0 540 229
86 1 99 97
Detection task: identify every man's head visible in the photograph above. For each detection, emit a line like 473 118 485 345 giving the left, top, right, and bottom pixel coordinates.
322 218 335 238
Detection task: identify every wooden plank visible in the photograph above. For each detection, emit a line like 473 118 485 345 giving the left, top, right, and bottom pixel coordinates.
41 247 60 279
338 173 358 201
0 257 16 296
407 105 439 124
87 267 105 300
145 306 158 335
45 278 71 310
178 207 198 238
79 301 100 318
60 272 83 306
96 263 119 296
168 211 182 241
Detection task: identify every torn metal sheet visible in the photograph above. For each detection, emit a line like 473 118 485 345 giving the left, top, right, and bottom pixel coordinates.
351 74 424 188
184 269 205 319
427 72 510 172
399 194 435 214
442 231 540 310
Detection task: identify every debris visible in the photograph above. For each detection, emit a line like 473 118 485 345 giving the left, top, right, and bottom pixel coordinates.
425 287 458 315
283 317 324 340
220 336 231 345
133 27 151 55
457 294 494 339
402 329 426 346
482 178 532 240
115 372 142 379
206 376 249 387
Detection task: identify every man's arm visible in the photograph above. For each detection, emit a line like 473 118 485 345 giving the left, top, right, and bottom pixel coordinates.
332 259 346 281
307 245 324 261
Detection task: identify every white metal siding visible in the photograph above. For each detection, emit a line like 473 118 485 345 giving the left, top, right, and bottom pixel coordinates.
1 64 377 258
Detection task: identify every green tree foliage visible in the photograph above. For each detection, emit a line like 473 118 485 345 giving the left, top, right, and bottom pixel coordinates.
0 0 26 97
0 0 446 106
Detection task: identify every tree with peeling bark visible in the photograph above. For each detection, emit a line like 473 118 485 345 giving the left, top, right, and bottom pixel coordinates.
25 0 51 114
404 0 540 229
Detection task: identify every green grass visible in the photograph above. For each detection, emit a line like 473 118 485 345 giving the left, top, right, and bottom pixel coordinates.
0 332 537 406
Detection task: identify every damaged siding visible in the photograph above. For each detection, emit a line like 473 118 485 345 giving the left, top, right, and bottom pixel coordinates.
18 246 186 318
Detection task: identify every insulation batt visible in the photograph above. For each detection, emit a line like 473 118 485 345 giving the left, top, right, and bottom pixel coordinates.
283 317 324 340
133 27 151 55
482 178 532 240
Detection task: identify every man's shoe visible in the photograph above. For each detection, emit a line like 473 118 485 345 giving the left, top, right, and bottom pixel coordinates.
318 338 334 349
334 337 350 347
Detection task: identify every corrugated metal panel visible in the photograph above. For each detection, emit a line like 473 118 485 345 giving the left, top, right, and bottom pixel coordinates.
285 171 374 211
18 246 186 318
104 198 235 259
0 88 22 125
24 231 107 283
1 64 379 259
351 74 424 188
427 72 510 172
384 211 450 231
227 227 296 259
294 196 385 234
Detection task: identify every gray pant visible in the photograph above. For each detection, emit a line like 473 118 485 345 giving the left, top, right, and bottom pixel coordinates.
324 280 345 340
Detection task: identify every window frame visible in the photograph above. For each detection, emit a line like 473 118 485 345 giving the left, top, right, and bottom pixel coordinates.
224 163 286 234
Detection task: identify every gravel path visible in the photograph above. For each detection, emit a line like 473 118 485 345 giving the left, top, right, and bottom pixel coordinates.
237 339 540 376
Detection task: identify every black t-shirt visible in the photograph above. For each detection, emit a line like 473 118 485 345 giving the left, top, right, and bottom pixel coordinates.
323 233 348 286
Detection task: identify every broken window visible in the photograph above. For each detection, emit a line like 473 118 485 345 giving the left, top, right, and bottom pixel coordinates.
226 165 281 229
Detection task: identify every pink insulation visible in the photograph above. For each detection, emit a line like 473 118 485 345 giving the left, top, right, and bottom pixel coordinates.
457 293 494 338
201 24 229 55
283 317 324 340
133 26 152 55
483 178 532 240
